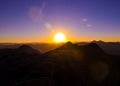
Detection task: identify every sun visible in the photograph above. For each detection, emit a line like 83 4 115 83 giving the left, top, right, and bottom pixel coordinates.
54 32 66 43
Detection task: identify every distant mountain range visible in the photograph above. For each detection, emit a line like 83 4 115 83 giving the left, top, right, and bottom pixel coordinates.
0 41 120 55
0 42 120 86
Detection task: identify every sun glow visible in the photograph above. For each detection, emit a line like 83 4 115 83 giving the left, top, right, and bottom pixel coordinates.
54 32 66 43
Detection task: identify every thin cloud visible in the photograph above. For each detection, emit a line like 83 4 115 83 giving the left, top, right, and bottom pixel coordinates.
86 24 92 27
29 2 46 22
81 18 93 28
82 18 88 22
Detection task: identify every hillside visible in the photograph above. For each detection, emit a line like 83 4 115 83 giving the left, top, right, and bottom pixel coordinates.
0 42 120 86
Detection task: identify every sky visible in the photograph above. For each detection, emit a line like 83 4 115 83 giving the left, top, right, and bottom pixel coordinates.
0 0 120 43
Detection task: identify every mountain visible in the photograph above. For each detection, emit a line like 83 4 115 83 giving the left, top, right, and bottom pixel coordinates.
44 42 106 62
0 45 41 57
42 42 120 86
82 43 106 60
0 42 120 86
84 42 104 53
0 45 42 86
17 44 41 55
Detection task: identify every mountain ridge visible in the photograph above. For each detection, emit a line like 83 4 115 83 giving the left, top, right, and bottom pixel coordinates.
0 42 120 86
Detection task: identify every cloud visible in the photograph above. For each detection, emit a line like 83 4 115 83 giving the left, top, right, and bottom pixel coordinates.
86 24 92 27
82 18 88 22
81 18 92 28
29 2 46 22
41 2 46 9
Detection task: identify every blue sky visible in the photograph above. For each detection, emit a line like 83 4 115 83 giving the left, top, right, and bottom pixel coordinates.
0 0 120 42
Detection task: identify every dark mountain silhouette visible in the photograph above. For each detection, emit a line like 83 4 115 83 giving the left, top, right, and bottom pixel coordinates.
41 42 120 86
0 42 120 86
83 43 106 60
17 44 41 55
85 42 104 53
0 45 42 86
56 41 75 49
0 44 41 57
44 42 105 62
14 42 120 86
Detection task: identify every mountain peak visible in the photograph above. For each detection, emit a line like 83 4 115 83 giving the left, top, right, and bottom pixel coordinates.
18 45 33 50
65 41 73 45
63 41 73 46
84 43 105 55
17 45 41 55
86 43 100 48
57 41 76 50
